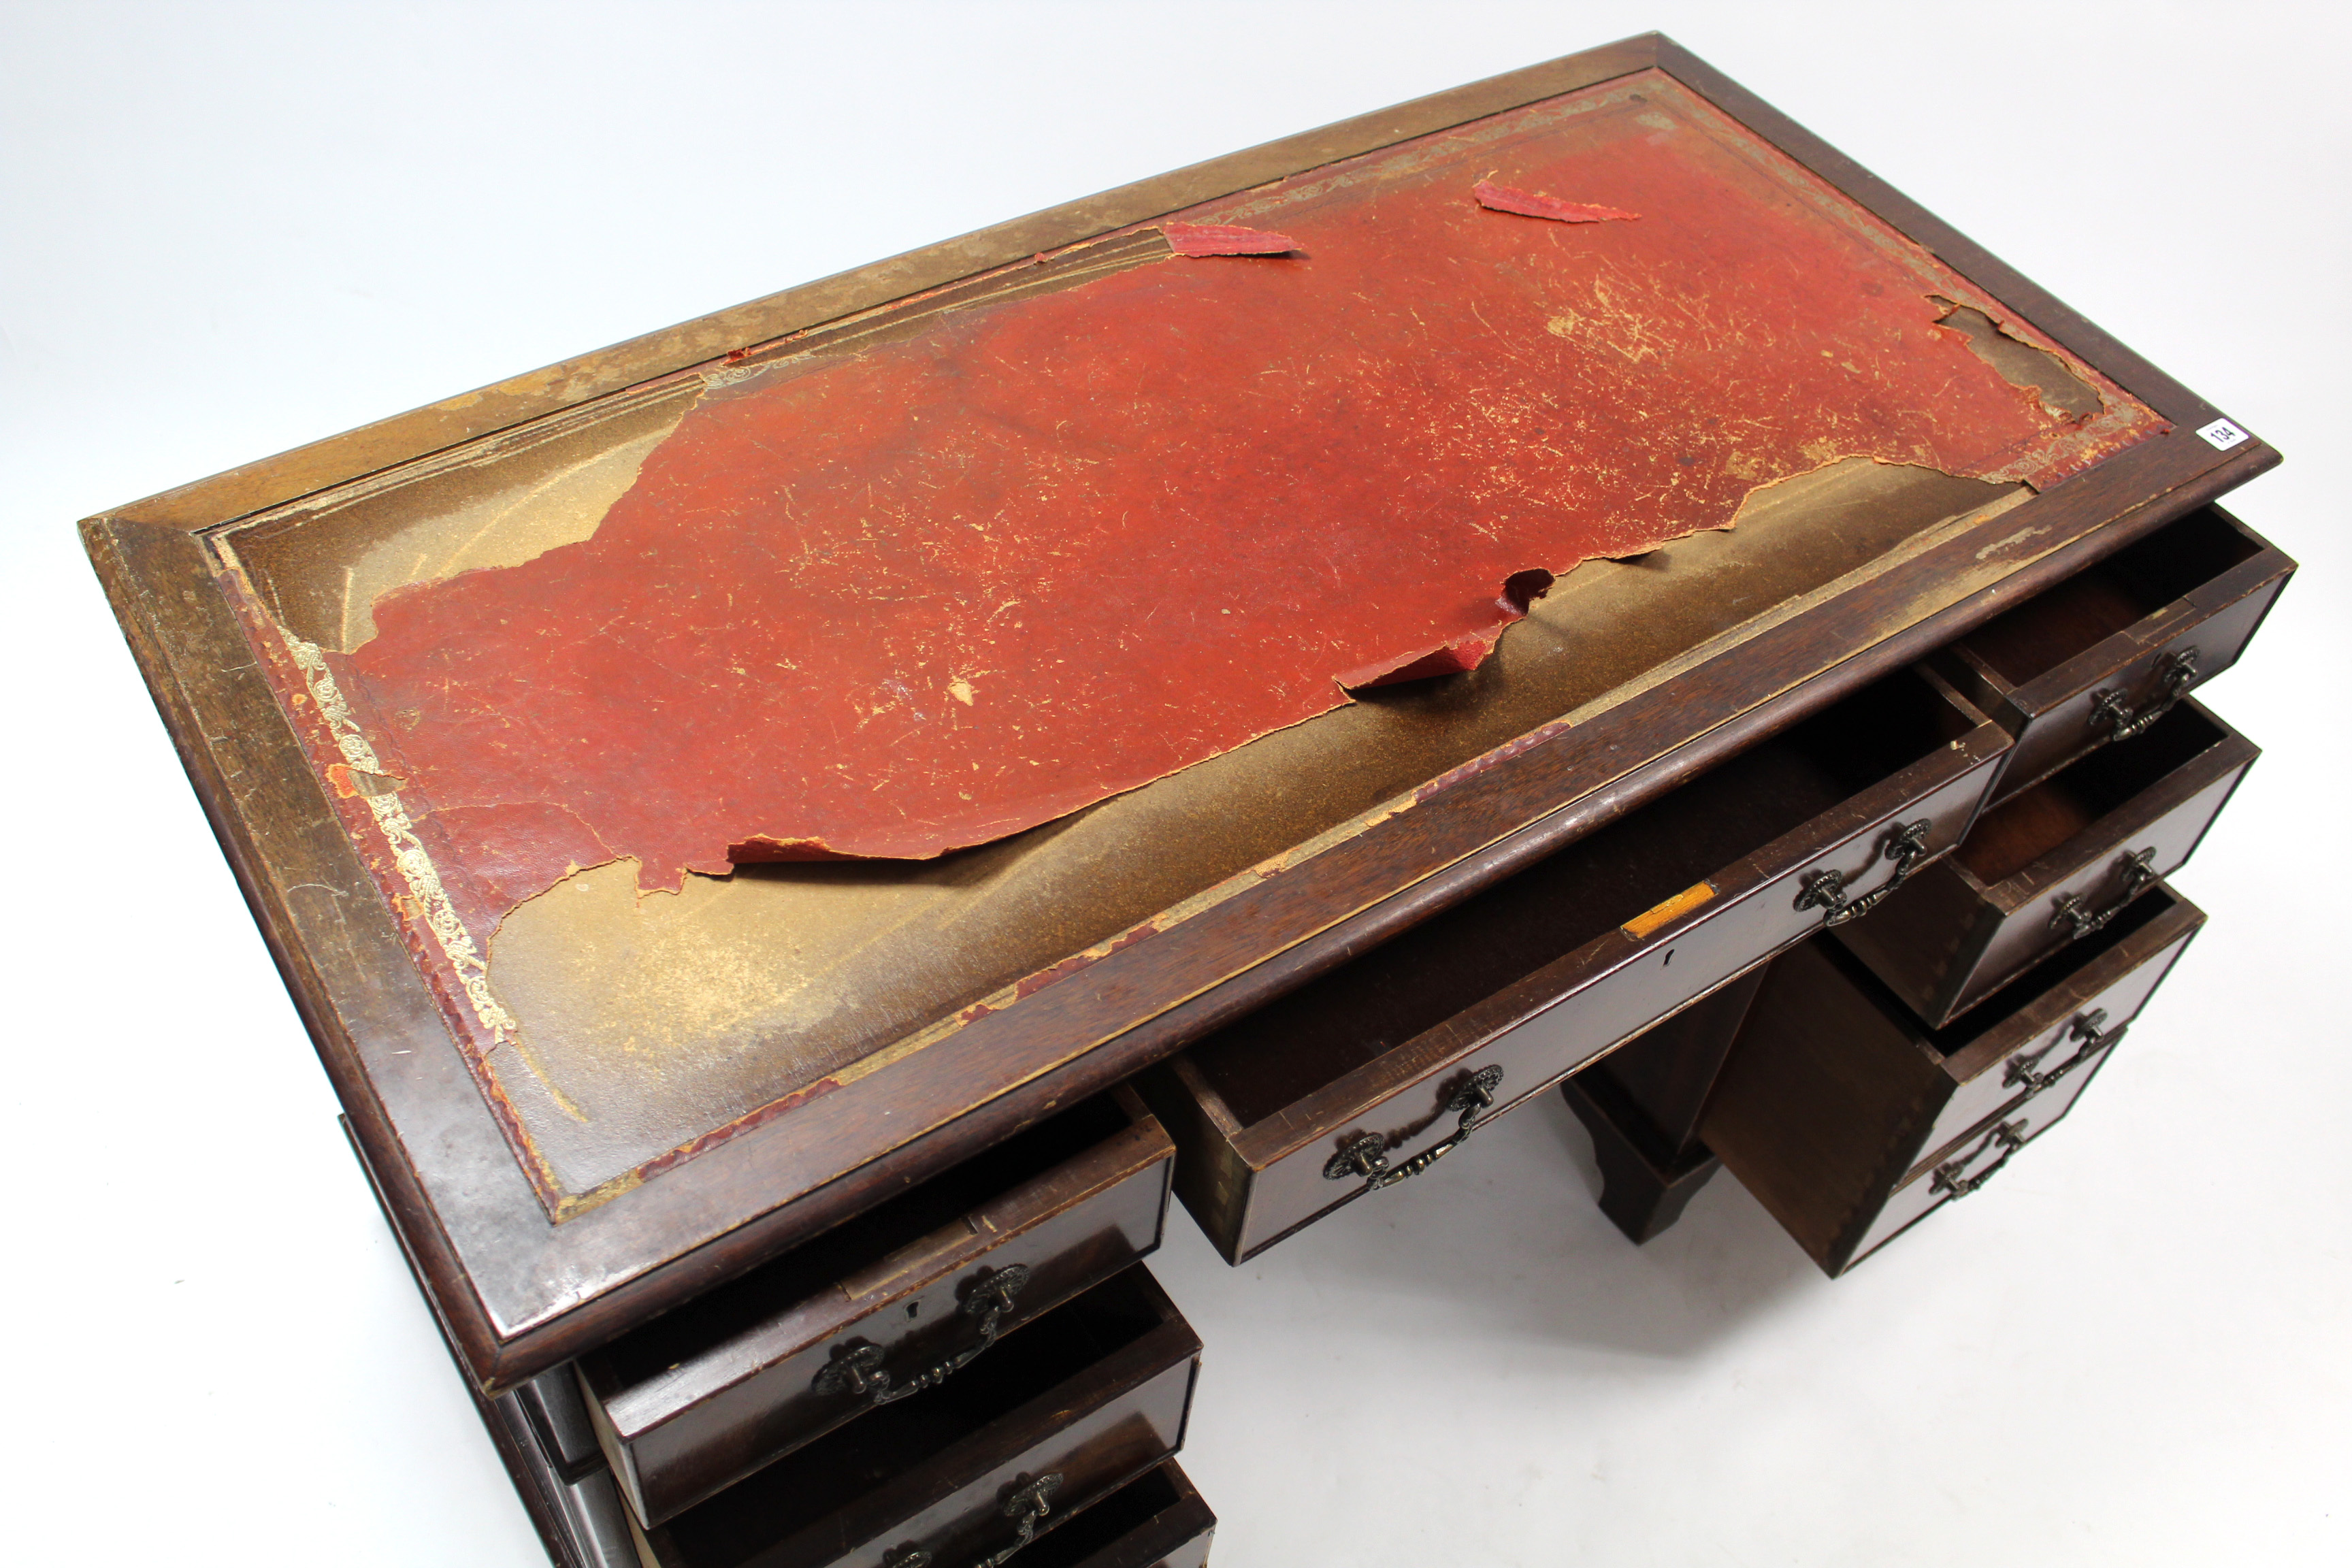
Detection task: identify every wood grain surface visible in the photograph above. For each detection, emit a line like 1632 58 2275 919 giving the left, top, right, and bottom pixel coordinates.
80 33 2278 1390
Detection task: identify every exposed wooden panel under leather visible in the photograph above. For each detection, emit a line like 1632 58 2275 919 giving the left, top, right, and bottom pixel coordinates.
84 35 2278 1388
229 71 2147 889
205 69 2161 1208
225 451 2019 1202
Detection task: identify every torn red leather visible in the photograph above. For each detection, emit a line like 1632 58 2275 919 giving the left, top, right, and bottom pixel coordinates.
1472 178 1640 223
1162 222 1303 255
295 76 2159 928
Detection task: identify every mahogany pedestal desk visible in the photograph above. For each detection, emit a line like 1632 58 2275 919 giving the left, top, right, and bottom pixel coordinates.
82 35 2285 1567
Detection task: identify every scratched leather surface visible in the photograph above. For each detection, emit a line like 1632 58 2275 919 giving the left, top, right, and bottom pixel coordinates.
220 71 2159 1198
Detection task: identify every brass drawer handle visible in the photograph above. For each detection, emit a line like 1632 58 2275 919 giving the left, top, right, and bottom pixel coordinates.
2048 847 2157 943
1930 1117 2027 1200
813 1264 1030 1407
884 1473 1062 1568
2003 1008 2127 1096
1794 819 1933 928
2089 647 2198 744
1323 1066 1505 1190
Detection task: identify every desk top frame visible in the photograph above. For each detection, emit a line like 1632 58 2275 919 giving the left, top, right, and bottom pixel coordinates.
82 33 2275 1390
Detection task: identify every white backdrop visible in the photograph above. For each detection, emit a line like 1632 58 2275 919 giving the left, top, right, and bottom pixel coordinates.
3 4 2345 1563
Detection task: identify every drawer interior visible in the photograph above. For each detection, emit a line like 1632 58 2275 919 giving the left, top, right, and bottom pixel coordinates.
595 1094 1134 1388
1182 669 1978 1127
1953 704 2229 886
1957 507 2259 684
655 1266 1171 1565
1830 885 2181 1063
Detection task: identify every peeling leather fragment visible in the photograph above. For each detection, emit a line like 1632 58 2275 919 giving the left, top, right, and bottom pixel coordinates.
1473 178 1639 223
1161 221 1302 255
1927 295 2104 423
302 74 2165 934
1344 567 1556 688
326 761 405 798
236 451 2029 1208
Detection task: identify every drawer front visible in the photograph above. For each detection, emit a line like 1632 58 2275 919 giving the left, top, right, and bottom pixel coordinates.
1843 1034 2117 1271
1835 698 2253 1025
1908 914 2198 1179
1231 751 2002 1259
829 1365 1192 1568
638 1269 1201 1568
519 1363 610 1486
1944 504 2294 798
594 1102 1174 1527
1996 592 2273 793
546 1468 643 1568
1944 712 2251 1020
1013 1462 1215 1568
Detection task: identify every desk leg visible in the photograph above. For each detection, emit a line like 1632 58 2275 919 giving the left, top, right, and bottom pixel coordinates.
1562 1073 1723 1243
1560 965 1765 1242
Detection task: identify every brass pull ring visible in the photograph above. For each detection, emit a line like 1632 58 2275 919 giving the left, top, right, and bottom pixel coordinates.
814 1264 1030 1408
1323 1066 1505 1190
2003 1008 2127 1097
2048 847 2157 944
2089 647 2198 744
1930 1117 2027 1200
1794 818 1933 928
883 1473 1062 1568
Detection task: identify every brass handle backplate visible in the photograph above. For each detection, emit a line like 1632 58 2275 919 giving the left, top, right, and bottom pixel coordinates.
1323 1066 1505 1192
883 1473 1062 1568
815 1264 1030 1408
2089 647 2198 744
1930 1117 2027 1200
1795 818 1933 928
2049 848 2157 944
2003 1008 2127 1097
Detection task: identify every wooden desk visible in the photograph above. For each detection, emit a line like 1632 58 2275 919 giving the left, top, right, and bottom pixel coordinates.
78 36 2296 1568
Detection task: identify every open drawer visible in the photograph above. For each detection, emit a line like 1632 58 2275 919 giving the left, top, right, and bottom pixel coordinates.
1139 666 2010 1263
1929 502 2291 802
1702 885 2204 1275
492 1379 1216 1568
578 1090 1173 1529
1011 1461 1216 1568
1833 696 2253 1025
629 1265 1199 1568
